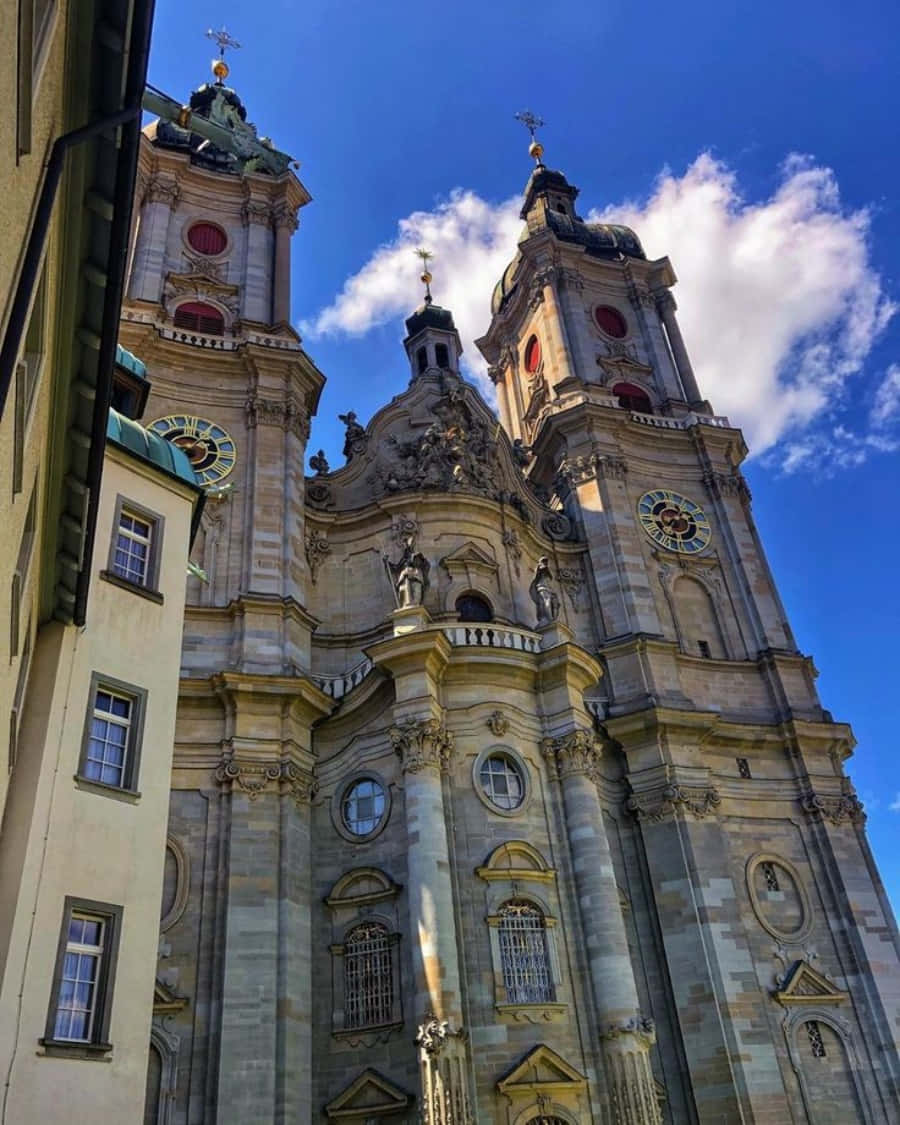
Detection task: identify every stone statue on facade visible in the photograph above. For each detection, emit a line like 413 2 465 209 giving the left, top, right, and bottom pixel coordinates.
338 410 367 461
512 437 532 467
385 537 430 608
529 556 560 625
309 449 330 475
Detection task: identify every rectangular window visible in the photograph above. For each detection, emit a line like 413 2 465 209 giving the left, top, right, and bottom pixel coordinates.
44 897 122 1053
113 510 153 586
697 639 711 659
737 757 752 779
11 271 45 493
105 496 164 596
77 674 147 794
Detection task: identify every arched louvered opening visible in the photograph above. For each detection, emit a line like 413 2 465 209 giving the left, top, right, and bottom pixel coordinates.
173 301 225 335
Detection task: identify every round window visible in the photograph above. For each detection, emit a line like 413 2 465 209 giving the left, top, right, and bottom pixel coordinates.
594 305 628 339
480 754 525 811
187 221 227 256
342 778 386 836
524 335 542 373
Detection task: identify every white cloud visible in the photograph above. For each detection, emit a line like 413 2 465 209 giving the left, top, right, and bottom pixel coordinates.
305 153 895 463
871 364 900 428
890 793 900 813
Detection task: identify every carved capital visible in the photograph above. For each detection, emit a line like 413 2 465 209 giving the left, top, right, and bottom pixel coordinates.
279 759 319 805
600 1014 657 1049
146 174 180 207
703 469 751 505
558 451 627 485
654 289 676 316
800 791 866 826
245 394 309 438
215 756 316 806
541 729 602 783
600 1019 663 1125
242 198 272 227
273 202 299 232
390 717 454 774
626 783 721 822
414 1013 466 1055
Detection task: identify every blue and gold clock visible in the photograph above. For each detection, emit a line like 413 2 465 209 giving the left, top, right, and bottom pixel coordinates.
637 489 711 554
148 415 237 486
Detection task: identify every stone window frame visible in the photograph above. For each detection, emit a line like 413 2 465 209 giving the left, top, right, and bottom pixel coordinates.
781 1006 875 1125
590 302 632 342
745 852 813 943
182 219 231 262
41 896 123 1058
75 672 148 799
101 494 166 604
484 885 566 1023
330 771 392 844
472 745 533 819
329 912 403 1038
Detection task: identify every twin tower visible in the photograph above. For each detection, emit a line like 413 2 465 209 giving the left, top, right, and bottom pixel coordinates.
123 68 900 1125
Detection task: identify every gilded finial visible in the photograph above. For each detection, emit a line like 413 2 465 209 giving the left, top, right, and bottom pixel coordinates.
415 247 434 305
206 26 241 84
514 109 545 165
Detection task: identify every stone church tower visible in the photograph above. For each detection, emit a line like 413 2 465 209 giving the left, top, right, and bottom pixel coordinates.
124 68 900 1124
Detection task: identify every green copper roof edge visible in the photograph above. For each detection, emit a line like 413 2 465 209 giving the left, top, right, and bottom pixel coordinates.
106 409 203 491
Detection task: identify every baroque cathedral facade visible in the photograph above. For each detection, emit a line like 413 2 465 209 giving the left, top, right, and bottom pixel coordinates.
121 66 900 1125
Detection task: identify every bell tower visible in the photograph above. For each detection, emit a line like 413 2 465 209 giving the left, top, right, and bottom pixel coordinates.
477 121 900 1123
120 40 324 674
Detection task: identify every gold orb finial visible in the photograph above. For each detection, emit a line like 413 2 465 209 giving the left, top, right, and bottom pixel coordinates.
415 247 434 304
515 110 546 166
212 58 229 81
206 26 241 85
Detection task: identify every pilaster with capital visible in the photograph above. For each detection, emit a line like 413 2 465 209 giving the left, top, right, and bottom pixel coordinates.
272 203 298 325
241 191 274 323
542 728 661 1123
654 289 704 407
129 174 180 304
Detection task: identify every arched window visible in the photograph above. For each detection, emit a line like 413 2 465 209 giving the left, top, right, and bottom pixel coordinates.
524 335 542 373
173 301 225 335
498 901 554 1004
344 922 394 1030
455 593 493 622
435 342 449 369
186 221 227 256
672 575 726 659
143 1042 162 1124
416 346 427 374
612 381 652 413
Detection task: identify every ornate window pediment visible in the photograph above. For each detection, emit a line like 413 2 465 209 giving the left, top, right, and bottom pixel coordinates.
476 840 556 884
325 867 402 911
152 978 187 1016
324 1068 413 1120
497 1045 587 1124
775 960 848 1007
441 541 499 585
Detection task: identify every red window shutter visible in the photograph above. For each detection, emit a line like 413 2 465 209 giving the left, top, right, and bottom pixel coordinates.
187 222 227 256
173 302 225 336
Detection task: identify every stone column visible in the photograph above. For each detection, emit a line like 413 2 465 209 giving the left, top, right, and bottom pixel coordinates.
535 267 575 383
389 716 472 1125
655 291 704 407
129 174 179 304
272 204 297 327
242 195 274 325
542 729 661 1125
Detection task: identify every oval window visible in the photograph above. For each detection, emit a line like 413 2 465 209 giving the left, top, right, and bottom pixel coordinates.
524 335 542 373
187 222 227 256
480 753 525 811
594 305 628 339
341 778 386 837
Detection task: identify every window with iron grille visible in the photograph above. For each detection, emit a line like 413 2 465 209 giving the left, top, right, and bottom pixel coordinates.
761 861 780 892
498 901 554 1004
806 1020 826 1058
344 922 394 1029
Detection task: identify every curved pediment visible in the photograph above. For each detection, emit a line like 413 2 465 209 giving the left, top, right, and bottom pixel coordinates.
306 370 576 541
476 841 556 883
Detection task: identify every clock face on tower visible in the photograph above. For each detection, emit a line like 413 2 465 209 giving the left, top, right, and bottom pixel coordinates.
148 415 237 486
637 489 712 554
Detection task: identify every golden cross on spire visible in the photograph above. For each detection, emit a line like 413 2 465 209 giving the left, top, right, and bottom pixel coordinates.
415 247 434 304
206 26 241 84
514 109 545 166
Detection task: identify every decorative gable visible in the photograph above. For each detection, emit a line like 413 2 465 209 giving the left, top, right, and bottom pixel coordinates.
497 1044 587 1095
440 541 500 588
324 1068 413 1119
476 840 556 884
774 960 848 1006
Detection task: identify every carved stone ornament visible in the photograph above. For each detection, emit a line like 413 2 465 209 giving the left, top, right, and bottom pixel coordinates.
703 469 752 505
242 197 272 226
146 174 181 207
389 717 454 774
182 249 227 282
215 757 317 805
245 394 309 440
415 1014 462 1056
626 783 721 823
390 514 419 546
415 1013 472 1125
800 791 866 826
306 480 333 508
309 449 330 475
600 1015 657 1048
541 729 602 783
540 512 573 541
384 539 430 608
272 202 299 232
487 710 509 736
558 451 628 486
557 566 584 610
305 528 331 584
501 528 522 575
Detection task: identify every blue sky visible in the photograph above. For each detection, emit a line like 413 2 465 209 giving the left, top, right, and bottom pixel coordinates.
148 0 900 908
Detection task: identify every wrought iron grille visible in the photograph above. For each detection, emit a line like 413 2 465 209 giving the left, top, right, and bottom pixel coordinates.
761 861 780 892
806 1020 826 1058
344 922 394 1029
498 901 553 1004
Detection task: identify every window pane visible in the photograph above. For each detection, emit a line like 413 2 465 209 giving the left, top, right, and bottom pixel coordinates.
342 779 386 836
498 900 553 1004
480 755 525 811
